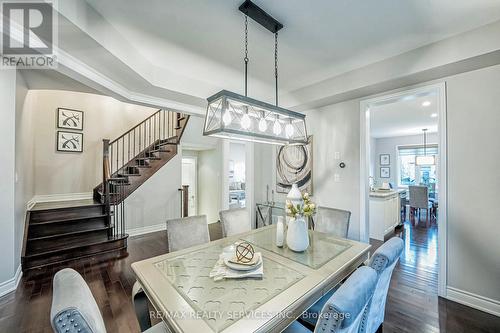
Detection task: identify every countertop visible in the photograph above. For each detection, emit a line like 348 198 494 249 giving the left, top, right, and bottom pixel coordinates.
369 188 406 198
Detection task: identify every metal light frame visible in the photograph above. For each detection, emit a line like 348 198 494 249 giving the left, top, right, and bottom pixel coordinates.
415 128 436 166
203 90 308 145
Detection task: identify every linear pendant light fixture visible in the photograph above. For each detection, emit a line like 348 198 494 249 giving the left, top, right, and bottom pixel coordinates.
415 128 436 165
203 0 308 145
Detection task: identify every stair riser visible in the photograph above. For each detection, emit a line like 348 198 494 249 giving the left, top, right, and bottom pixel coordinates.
28 216 108 238
27 229 110 253
22 237 127 271
30 206 104 223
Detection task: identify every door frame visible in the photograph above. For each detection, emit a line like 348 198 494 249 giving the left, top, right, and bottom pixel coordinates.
222 140 254 227
181 156 198 216
359 82 448 297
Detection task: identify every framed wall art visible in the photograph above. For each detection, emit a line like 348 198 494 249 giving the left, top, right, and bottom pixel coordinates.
57 131 83 152
380 154 390 166
276 136 313 194
380 167 390 178
57 108 84 131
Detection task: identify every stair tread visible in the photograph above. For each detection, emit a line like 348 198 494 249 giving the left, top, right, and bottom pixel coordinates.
108 177 128 181
149 149 171 153
24 234 128 258
136 157 161 161
30 200 103 212
119 173 141 176
30 213 108 225
28 226 110 241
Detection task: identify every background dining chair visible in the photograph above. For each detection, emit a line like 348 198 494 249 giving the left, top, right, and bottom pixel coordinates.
315 206 351 238
219 207 251 237
409 185 432 226
133 215 210 331
284 266 378 333
51 268 167 333
361 237 404 333
166 215 209 252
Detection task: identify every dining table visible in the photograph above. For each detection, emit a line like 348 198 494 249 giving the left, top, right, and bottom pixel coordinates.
131 225 371 333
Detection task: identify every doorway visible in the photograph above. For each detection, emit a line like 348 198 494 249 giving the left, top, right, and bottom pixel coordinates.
228 142 247 209
360 82 447 297
182 156 197 216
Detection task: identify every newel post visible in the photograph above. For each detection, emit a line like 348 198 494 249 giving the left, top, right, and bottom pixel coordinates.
102 139 111 200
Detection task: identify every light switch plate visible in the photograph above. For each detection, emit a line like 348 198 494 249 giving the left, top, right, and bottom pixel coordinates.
334 152 341 160
334 174 340 182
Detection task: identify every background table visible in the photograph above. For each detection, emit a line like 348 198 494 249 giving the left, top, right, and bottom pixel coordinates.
132 225 371 333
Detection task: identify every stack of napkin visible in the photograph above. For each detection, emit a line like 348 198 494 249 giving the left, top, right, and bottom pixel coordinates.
209 246 264 281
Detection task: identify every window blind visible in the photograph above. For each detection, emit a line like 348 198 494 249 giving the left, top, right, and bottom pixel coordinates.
398 144 438 156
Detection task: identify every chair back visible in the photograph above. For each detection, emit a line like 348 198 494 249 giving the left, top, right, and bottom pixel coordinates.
361 237 404 333
166 215 209 252
219 208 251 237
51 268 107 333
315 266 377 333
315 206 351 238
409 185 428 209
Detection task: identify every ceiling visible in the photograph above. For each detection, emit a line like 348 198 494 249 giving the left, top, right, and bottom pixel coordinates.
83 0 500 101
370 91 438 138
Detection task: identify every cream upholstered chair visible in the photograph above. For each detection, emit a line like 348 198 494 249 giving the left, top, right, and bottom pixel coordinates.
284 266 378 333
219 208 251 237
166 215 209 252
51 268 167 333
315 206 351 238
133 215 210 331
409 185 432 226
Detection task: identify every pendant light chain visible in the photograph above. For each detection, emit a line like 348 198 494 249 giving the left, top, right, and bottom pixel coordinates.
423 129 427 155
244 15 249 97
275 31 278 106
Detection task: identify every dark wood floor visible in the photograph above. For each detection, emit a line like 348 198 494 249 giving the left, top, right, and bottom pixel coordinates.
0 222 498 333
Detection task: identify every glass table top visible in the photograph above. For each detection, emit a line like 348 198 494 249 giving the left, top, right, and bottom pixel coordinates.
154 244 304 332
242 227 352 269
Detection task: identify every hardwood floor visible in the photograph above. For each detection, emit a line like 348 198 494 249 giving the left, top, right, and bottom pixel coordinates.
0 222 498 333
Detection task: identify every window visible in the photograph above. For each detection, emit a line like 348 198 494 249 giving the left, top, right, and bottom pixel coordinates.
398 145 438 189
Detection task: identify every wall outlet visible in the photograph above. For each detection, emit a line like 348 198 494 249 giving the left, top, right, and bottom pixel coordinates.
334 152 341 160
334 173 340 182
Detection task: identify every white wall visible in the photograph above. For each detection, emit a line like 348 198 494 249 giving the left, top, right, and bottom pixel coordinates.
125 153 181 233
27 90 156 196
307 102 363 241
181 115 218 149
14 72 32 273
0 69 19 293
445 64 500 305
372 133 438 186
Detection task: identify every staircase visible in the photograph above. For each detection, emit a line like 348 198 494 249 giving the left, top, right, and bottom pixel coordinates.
21 109 189 271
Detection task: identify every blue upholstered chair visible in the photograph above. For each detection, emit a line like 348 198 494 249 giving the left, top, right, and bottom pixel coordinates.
51 268 167 333
301 237 404 332
361 237 404 333
284 266 378 333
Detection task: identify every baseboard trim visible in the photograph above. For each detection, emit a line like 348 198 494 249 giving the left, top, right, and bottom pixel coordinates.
446 286 500 317
0 265 22 298
127 223 165 237
31 192 93 204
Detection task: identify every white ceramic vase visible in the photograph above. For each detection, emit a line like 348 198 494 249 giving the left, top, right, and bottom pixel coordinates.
286 215 309 252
